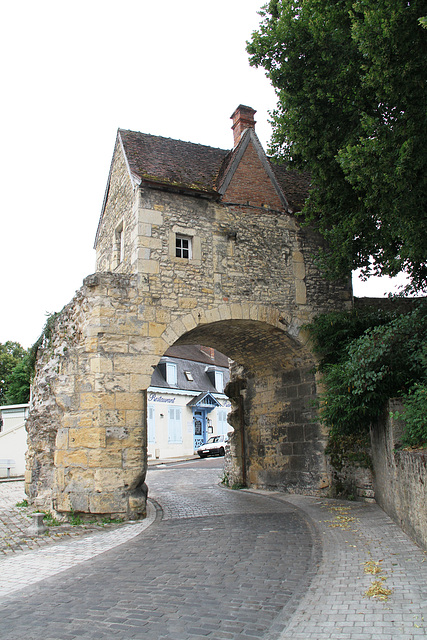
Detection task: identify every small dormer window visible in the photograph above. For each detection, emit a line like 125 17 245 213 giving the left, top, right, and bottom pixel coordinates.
166 362 177 385
206 368 224 393
176 235 192 259
215 371 224 393
184 371 193 381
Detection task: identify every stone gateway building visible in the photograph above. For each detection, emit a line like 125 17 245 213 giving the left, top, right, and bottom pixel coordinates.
25 105 352 519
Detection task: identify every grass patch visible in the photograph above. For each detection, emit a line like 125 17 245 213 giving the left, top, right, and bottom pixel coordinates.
68 509 83 525
40 511 61 527
101 516 124 525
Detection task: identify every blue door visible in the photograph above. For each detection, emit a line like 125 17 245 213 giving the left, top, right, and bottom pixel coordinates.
193 409 206 450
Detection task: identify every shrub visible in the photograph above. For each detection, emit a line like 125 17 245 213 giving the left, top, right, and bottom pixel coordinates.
397 383 427 447
307 302 427 447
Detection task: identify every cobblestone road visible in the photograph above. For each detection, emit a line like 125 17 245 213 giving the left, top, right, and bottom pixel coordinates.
0 480 129 555
0 459 426 639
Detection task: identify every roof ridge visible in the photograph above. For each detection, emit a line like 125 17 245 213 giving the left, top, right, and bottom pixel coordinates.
118 128 230 154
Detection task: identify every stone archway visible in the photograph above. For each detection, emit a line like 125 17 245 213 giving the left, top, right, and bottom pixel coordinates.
171 316 326 493
26 275 328 519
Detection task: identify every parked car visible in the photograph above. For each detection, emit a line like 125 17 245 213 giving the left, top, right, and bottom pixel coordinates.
197 434 228 458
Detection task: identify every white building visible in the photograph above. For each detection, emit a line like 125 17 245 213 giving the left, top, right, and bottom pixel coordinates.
147 345 232 460
0 404 29 478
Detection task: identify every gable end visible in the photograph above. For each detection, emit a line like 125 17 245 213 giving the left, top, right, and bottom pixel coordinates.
218 129 292 213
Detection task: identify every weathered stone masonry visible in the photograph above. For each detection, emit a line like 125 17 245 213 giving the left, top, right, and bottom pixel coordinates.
26 106 352 518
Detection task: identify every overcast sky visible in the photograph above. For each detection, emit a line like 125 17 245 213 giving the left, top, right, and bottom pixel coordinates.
1 0 406 349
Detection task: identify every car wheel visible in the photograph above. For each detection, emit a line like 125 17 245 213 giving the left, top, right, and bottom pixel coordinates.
199 453 207 458
218 447 225 456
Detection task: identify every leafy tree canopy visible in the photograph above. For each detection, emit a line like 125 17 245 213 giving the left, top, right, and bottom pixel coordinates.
0 313 61 407
306 302 427 447
4 356 32 405
248 0 427 293
0 341 28 404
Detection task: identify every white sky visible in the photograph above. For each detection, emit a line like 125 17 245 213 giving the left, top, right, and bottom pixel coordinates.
1 0 405 349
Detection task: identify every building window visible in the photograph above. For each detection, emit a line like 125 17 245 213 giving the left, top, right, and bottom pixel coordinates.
176 235 192 259
184 371 193 381
217 409 228 435
207 368 224 392
168 406 182 443
215 371 224 393
166 362 177 385
113 221 124 267
148 405 155 444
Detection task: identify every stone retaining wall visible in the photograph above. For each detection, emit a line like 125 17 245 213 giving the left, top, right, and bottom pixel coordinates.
371 400 427 550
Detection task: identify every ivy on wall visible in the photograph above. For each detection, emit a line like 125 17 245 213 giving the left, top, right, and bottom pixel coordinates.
306 302 427 449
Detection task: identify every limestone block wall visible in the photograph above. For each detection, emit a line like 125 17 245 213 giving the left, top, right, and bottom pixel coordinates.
26 273 167 518
95 139 136 274
244 365 329 492
28 171 354 517
371 401 427 550
96 182 351 326
327 460 375 502
223 361 328 494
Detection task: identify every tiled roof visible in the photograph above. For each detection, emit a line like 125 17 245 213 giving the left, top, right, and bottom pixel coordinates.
119 129 310 211
271 163 311 212
119 129 229 195
163 344 229 368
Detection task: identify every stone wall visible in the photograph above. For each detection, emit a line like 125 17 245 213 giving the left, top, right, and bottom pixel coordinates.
95 165 352 325
26 274 151 519
95 139 136 274
327 460 375 502
26 274 343 518
371 400 427 550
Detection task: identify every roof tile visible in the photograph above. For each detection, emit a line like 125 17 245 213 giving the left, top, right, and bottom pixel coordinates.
119 128 310 211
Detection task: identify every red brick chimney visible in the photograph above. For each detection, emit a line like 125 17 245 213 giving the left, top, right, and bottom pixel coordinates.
231 105 256 147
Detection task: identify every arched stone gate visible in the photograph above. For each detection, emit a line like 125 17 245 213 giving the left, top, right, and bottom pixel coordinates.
25 106 352 518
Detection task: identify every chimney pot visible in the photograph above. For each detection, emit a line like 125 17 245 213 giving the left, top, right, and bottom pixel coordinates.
230 105 256 147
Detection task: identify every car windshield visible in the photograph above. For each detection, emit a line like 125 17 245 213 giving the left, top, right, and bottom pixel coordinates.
207 436 221 443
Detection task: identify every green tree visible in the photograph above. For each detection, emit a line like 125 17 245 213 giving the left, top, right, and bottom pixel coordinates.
0 341 28 404
248 0 427 292
4 355 31 404
306 303 427 447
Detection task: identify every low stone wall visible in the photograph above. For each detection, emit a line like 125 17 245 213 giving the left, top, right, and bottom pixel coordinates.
328 460 375 502
371 400 427 550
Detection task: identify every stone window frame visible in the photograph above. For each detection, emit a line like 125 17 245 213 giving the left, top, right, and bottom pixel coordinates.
112 220 124 269
169 226 201 264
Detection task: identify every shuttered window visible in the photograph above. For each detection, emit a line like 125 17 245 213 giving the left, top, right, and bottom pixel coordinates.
168 406 182 443
148 405 155 443
217 409 228 435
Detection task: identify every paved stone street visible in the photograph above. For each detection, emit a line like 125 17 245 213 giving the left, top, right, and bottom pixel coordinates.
0 480 131 556
0 459 426 639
